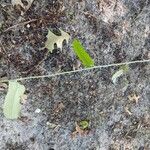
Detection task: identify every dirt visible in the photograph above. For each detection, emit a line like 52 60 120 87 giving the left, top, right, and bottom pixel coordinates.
0 0 150 150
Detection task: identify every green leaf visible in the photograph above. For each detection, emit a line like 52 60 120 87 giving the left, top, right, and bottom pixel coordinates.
44 29 70 53
112 65 129 84
112 69 124 84
79 120 89 129
72 39 94 68
3 81 25 119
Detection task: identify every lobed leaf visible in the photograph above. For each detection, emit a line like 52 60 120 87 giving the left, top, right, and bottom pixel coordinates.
45 29 70 53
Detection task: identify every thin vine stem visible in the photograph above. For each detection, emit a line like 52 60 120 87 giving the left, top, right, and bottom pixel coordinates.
1 59 150 83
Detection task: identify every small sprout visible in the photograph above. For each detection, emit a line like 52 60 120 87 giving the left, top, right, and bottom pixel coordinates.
120 65 129 73
72 121 90 138
79 120 89 130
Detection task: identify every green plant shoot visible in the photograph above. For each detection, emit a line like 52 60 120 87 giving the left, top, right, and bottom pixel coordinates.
72 39 94 68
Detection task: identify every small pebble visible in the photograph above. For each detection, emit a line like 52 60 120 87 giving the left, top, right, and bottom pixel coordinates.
27 24 30 28
35 108 41 113
46 122 57 129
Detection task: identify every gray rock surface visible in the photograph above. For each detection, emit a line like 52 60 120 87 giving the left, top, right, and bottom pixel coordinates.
0 0 150 149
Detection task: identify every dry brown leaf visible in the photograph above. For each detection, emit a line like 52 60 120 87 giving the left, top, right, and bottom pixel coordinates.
75 122 85 134
71 122 89 138
72 122 84 138
128 93 140 104
54 102 65 113
46 122 58 129
0 83 8 91
12 0 34 11
124 106 132 116
73 60 81 71
20 94 28 104
19 116 31 123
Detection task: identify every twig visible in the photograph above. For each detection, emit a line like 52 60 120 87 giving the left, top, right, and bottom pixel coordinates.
0 59 150 83
3 19 38 32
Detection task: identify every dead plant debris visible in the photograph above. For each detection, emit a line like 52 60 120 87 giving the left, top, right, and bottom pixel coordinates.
124 106 132 116
71 121 90 138
12 0 34 12
54 102 65 113
128 93 140 104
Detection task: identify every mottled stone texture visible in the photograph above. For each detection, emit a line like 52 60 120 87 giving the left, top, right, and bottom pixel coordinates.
0 0 150 149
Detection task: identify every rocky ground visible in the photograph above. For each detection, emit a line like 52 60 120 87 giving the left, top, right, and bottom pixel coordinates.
0 0 150 149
